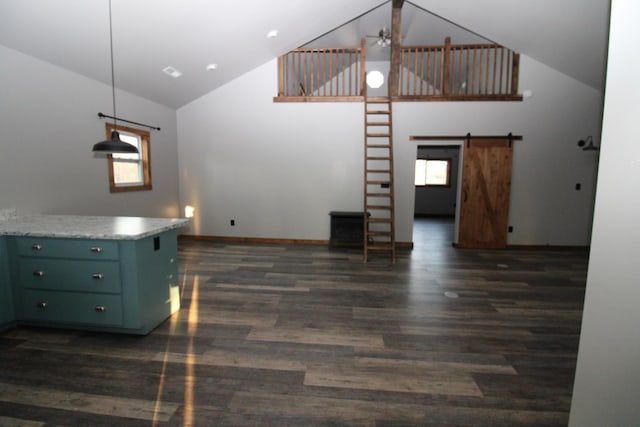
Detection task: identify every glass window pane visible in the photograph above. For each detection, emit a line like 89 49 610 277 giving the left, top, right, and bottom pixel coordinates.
112 132 142 185
425 160 449 185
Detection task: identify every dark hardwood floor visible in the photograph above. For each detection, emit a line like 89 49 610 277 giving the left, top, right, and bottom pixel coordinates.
0 218 588 426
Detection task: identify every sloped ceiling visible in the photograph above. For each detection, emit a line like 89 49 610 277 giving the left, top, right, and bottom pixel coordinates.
0 0 609 109
303 2 492 60
412 0 611 92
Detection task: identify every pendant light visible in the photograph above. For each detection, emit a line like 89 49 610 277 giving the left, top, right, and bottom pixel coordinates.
92 0 139 154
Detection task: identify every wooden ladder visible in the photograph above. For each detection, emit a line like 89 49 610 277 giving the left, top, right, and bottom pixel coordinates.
363 96 396 263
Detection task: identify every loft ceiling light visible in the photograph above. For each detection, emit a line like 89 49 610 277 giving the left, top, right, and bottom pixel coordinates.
92 0 138 154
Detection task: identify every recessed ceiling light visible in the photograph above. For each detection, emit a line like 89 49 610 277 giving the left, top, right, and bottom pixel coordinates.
266 29 279 39
206 63 218 72
162 66 182 78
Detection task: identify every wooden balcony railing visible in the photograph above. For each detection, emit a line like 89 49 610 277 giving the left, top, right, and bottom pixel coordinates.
274 42 365 102
274 37 521 102
398 37 521 100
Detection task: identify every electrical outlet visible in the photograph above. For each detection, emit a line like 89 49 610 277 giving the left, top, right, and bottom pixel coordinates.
230 219 235 226
508 226 513 233
575 183 581 190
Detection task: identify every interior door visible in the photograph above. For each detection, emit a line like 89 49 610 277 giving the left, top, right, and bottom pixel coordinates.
458 137 513 248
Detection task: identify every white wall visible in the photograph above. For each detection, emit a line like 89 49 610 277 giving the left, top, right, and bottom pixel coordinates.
178 60 362 239
0 45 180 218
366 61 391 97
178 52 602 245
569 1 640 424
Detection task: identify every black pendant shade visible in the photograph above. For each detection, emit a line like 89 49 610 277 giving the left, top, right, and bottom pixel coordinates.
93 130 139 153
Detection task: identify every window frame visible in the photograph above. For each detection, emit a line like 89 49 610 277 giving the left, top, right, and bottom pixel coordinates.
105 123 152 193
415 158 452 187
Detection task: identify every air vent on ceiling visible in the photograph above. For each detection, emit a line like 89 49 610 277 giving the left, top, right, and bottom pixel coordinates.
162 66 182 78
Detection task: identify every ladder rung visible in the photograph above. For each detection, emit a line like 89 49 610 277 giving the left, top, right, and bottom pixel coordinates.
366 193 391 197
366 110 390 115
366 156 391 160
366 180 390 185
366 244 394 251
367 97 391 103
367 230 393 236
366 144 391 148
367 235 393 240
366 205 391 210
367 122 390 126
367 133 391 137
366 169 390 173
367 218 392 224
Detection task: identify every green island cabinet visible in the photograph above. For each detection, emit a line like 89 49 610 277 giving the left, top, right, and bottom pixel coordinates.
0 237 15 332
1 216 188 335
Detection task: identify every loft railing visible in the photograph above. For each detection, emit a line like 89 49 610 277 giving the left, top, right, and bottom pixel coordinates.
275 41 366 102
398 37 520 100
275 37 521 102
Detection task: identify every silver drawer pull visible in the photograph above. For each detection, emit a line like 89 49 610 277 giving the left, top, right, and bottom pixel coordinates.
31 244 43 251
95 305 107 312
33 270 45 277
90 247 103 253
36 302 48 309
92 273 105 280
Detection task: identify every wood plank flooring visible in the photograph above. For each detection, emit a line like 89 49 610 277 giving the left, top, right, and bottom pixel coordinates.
0 218 588 426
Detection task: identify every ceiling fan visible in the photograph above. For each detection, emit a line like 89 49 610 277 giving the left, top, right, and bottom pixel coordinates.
367 27 392 47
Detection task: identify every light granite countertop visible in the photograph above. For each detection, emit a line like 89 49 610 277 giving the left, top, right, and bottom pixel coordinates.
0 215 190 240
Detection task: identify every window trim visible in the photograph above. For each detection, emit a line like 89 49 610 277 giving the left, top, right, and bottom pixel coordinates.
106 123 152 193
415 158 452 187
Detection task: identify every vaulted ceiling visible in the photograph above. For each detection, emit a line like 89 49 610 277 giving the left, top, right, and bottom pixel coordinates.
0 0 610 109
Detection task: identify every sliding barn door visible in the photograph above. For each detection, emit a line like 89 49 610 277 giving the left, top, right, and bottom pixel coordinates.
458 138 513 248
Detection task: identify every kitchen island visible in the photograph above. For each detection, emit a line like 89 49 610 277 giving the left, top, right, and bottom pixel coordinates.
0 215 189 334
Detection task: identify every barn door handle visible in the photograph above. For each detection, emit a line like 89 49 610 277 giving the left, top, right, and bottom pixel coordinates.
463 190 468 202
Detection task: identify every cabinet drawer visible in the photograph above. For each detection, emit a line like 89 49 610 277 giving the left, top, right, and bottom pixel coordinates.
22 290 123 327
18 259 121 293
15 237 119 260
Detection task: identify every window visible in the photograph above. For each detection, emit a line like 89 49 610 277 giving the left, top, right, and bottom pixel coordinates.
415 159 451 186
105 123 152 193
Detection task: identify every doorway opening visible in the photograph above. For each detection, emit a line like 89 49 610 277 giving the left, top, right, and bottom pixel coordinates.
413 145 461 249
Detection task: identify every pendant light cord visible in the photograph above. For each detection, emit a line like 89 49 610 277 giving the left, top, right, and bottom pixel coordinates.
108 0 117 128
99 2 160 133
